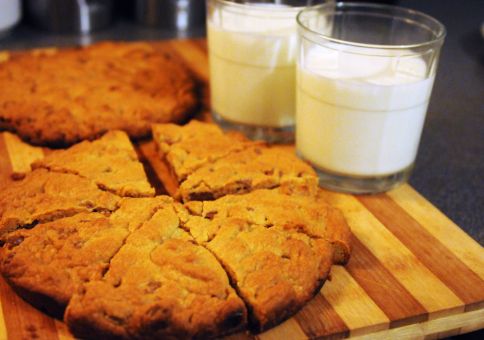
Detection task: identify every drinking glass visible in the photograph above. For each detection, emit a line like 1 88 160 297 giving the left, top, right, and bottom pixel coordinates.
296 2 445 193
207 0 326 143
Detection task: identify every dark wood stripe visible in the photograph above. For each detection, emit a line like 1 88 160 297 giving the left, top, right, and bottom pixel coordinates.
0 134 13 188
346 236 428 328
358 194 484 309
295 293 349 339
0 277 59 340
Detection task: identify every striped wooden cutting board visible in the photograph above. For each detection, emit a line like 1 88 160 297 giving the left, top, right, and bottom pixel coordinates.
0 39 483 339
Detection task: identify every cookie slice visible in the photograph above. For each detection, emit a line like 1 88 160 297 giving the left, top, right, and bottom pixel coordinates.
179 145 318 202
152 121 318 202
65 202 247 339
32 130 155 197
0 42 198 147
0 197 172 317
0 169 119 236
185 189 351 265
152 120 251 182
182 189 351 332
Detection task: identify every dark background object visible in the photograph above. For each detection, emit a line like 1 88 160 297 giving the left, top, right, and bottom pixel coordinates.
134 0 206 31
24 0 114 33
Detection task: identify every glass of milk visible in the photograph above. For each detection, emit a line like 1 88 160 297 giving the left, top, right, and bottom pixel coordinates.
296 2 445 193
207 0 325 143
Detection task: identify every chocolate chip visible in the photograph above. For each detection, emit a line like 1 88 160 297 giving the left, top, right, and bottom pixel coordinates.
7 235 24 248
204 211 217 220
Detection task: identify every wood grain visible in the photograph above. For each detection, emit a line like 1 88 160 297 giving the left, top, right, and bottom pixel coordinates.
321 266 389 336
0 39 483 340
388 185 484 281
0 277 59 340
295 294 349 339
321 190 464 318
345 237 428 327
359 194 484 310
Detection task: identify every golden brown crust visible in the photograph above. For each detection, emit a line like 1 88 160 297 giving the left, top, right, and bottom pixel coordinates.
65 203 247 339
152 121 319 202
0 169 120 237
32 130 155 197
184 189 351 264
0 197 174 315
152 121 252 182
179 146 318 202
0 121 352 338
0 42 198 147
183 189 350 331
0 212 126 308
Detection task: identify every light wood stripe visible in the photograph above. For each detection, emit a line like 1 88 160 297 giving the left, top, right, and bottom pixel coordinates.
358 193 484 310
321 190 464 319
3 131 44 176
169 39 210 82
0 277 59 340
295 293 349 338
322 266 389 336
346 237 427 327
389 185 484 280
352 307 484 340
257 318 307 340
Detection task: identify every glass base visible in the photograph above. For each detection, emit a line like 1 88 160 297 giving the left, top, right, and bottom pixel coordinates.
311 164 413 194
212 111 294 144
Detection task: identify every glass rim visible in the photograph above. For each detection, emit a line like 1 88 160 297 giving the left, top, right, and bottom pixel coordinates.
296 1 447 50
210 0 313 12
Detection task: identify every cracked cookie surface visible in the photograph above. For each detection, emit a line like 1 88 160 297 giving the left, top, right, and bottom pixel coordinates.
183 189 351 331
0 122 352 339
184 189 351 265
0 197 172 317
152 120 252 182
32 130 155 197
0 168 120 236
65 202 247 339
0 42 198 147
152 121 318 202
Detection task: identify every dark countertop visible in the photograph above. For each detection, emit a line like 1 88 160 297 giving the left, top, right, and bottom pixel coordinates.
0 0 482 247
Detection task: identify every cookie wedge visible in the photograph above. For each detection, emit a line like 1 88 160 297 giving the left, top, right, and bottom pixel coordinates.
152 121 318 202
0 169 120 236
65 201 247 339
0 197 173 317
183 189 351 332
32 130 155 197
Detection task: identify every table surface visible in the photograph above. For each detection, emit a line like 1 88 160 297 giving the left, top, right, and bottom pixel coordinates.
0 0 482 250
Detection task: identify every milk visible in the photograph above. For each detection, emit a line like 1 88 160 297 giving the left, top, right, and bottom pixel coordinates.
296 45 435 176
0 0 20 33
207 4 299 127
